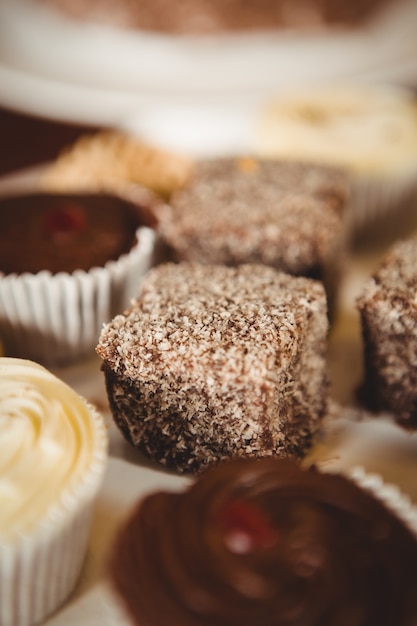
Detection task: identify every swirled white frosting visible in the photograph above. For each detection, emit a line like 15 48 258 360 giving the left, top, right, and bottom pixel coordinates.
256 85 417 176
0 357 107 542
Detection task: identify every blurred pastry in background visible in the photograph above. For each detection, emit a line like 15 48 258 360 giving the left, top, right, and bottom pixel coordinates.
41 130 194 200
0 357 108 626
0 189 156 365
255 84 417 235
357 232 417 429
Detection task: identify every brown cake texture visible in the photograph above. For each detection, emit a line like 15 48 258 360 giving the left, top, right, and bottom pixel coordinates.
157 157 348 309
96 262 329 474
37 0 399 34
0 191 154 275
357 233 417 429
108 457 417 626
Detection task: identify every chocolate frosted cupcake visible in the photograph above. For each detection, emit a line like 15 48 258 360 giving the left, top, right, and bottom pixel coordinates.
0 190 156 365
107 457 417 626
0 357 108 626
357 232 417 428
97 262 329 473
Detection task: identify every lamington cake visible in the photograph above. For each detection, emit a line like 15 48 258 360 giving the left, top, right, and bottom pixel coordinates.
156 157 349 311
96 262 329 473
357 232 417 428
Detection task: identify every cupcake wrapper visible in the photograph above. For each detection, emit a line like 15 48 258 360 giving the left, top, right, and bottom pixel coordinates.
0 507 91 626
0 226 156 365
331 465 417 538
345 170 417 237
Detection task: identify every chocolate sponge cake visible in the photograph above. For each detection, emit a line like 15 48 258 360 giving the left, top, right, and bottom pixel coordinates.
357 233 417 428
96 262 329 473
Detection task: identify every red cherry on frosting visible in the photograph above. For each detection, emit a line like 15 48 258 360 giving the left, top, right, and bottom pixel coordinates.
216 499 278 554
43 204 86 240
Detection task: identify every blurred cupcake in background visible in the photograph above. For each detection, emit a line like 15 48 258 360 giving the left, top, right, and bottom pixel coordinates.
0 188 157 366
255 83 417 236
0 357 108 626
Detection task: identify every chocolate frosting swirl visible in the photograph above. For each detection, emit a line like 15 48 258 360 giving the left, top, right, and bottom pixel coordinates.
0 192 151 275
109 458 417 626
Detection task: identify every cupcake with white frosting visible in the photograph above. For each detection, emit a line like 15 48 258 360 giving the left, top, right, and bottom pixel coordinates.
0 357 108 626
255 83 417 235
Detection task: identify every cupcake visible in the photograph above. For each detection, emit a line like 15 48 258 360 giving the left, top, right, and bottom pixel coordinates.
96 262 330 473
255 83 417 234
0 357 108 626
0 189 157 365
356 231 417 429
106 457 417 626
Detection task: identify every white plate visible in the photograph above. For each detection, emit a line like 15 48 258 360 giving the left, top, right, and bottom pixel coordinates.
1 0 417 155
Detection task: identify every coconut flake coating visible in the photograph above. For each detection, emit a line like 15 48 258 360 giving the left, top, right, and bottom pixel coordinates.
158 158 348 279
357 233 417 428
97 262 329 473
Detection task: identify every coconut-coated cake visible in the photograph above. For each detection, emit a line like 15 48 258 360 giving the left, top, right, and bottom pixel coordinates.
96 262 329 473
357 232 417 429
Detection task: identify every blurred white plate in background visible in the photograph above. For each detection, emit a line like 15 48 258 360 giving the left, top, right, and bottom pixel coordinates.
1 0 417 155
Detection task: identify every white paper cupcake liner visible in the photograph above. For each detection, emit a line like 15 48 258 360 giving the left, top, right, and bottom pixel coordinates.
326 464 417 539
0 372 108 626
0 505 92 626
345 170 417 237
0 226 156 365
